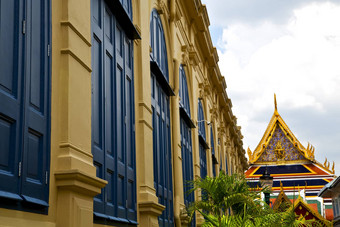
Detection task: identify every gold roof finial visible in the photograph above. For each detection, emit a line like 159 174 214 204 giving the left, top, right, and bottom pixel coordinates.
280 181 283 191
274 93 278 115
247 147 253 163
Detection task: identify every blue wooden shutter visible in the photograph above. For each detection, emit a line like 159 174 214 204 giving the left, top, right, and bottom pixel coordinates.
178 66 195 226
92 0 106 214
151 73 174 226
124 34 136 223
0 0 23 200
211 128 216 177
115 21 127 220
21 0 50 205
198 100 207 179
0 0 50 205
199 143 207 179
91 0 136 223
150 9 174 226
180 118 195 226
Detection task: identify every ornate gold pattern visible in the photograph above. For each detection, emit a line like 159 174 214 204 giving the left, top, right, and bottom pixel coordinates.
305 143 315 160
274 141 285 160
322 158 335 174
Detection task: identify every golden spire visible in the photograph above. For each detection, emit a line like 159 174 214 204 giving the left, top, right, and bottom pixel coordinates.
274 93 278 115
280 181 283 191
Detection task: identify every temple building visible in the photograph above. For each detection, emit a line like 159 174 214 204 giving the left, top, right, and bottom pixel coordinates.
245 95 336 224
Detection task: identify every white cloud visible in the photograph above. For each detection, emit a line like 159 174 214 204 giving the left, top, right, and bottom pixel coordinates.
211 2 340 174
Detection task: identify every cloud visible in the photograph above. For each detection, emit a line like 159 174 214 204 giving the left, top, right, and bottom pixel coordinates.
202 0 340 26
204 1 340 174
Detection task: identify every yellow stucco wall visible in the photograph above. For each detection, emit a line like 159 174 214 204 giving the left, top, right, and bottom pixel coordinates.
0 0 247 226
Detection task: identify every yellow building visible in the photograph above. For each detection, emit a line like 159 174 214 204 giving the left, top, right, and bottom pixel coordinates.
0 0 247 226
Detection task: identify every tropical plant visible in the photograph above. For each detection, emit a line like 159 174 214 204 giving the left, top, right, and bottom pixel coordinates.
186 171 321 227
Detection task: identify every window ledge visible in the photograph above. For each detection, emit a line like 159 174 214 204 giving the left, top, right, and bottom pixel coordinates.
106 0 140 40
150 61 175 96
180 107 195 128
199 135 210 149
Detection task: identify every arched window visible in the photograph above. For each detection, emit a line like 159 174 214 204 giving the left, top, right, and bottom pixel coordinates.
179 66 190 115
179 65 195 226
198 100 208 179
150 9 174 226
150 9 169 81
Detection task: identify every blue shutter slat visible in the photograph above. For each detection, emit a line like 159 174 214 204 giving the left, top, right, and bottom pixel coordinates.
116 21 127 220
21 0 49 205
92 0 105 214
0 0 22 199
104 22 115 216
125 38 136 221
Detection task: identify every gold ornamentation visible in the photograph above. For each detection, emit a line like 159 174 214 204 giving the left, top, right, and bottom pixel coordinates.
274 141 285 160
305 143 315 160
274 93 278 111
247 147 254 163
250 95 321 164
321 158 335 174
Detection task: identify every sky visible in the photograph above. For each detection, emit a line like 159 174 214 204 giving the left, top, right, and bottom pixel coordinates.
201 0 340 175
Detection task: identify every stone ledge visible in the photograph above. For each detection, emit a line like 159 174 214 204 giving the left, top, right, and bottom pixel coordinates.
55 169 107 197
138 201 165 217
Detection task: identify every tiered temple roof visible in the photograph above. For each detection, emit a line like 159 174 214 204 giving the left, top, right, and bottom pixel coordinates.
245 95 336 222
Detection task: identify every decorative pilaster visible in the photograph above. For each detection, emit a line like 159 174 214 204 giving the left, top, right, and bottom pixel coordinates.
51 0 106 226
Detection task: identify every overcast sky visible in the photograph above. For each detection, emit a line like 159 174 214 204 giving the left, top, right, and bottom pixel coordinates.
201 0 340 175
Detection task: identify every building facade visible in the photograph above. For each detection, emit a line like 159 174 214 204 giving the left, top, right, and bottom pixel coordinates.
245 96 335 224
319 176 340 226
0 0 247 226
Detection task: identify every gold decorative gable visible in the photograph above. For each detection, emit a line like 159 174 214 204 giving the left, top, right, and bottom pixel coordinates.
248 95 315 165
291 196 332 226
273 185 292 211
247 95 335 174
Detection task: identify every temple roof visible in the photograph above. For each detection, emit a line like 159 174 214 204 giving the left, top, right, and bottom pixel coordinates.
272 182 292 211
291 196 332 226
247 95 335 175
